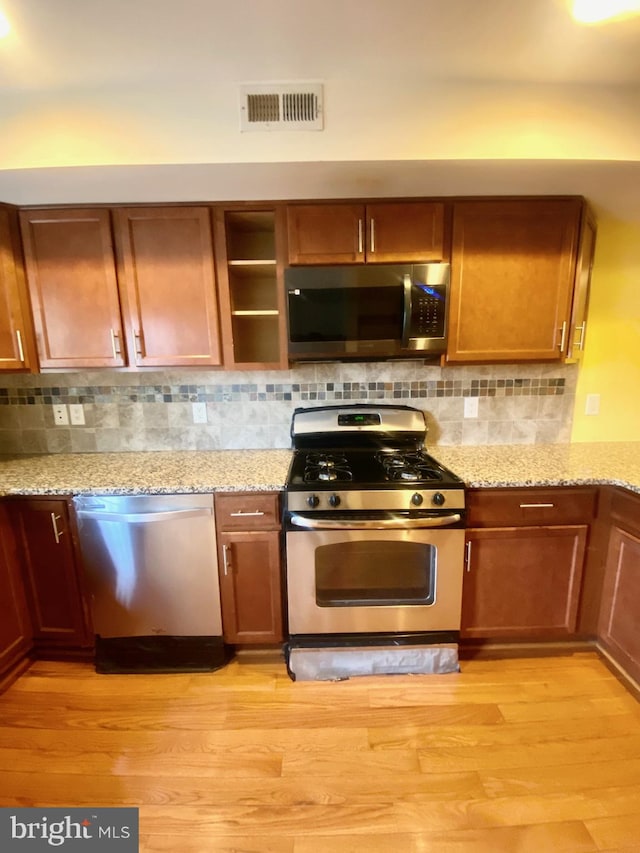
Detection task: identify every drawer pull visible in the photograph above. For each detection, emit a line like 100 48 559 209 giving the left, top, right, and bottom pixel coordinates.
519 503 555 508
51 512 65 543
230 510 265 517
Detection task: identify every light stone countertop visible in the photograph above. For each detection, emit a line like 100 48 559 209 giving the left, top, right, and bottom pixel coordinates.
0 443 639 496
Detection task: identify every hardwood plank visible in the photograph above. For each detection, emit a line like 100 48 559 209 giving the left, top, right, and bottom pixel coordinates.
293 821 598 852
369 712 639 749
140 837 293 853
584 813 640 849
483 757 640 798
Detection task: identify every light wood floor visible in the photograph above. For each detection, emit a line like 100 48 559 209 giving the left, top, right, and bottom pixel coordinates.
1 652 639 852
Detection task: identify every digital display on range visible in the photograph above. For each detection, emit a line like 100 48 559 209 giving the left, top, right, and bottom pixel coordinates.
337 413 381 426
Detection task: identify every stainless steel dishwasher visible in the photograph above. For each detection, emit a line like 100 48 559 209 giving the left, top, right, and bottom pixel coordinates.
73 493 227 673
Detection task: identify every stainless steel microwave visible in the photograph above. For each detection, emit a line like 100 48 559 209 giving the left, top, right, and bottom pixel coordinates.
285 263 449 361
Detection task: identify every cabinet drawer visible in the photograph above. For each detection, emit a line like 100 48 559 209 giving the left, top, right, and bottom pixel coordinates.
609 488 640 537
215 492 280 530
466 488 597 527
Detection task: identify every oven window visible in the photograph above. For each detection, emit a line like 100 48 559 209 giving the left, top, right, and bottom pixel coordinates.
315 541 436 607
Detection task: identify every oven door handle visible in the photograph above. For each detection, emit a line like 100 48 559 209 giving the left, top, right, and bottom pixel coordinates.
288 513 462 530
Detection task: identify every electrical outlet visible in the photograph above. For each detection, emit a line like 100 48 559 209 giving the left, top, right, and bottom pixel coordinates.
69 403 85 425
464 397 479 418
585 393 600 416
52 404 69 426
192 402 207 424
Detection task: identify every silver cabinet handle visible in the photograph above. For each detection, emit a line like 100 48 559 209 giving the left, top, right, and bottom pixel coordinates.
357 219 363 254
230 510 265 517
574 322 586 351
110 329 121 358
51 512 64 544
16 330 25 362
134 330 144 358
222 544 231 576
519 503 555 508
558 321 567 352
465 540 472 572
370 218 376 253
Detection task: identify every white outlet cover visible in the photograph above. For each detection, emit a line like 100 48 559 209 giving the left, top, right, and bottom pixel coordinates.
464 397 479 418
192 402 207 424
69 403 85 425
585 393 600 416
53 404 69 426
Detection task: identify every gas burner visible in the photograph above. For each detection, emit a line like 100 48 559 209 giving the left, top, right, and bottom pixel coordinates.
377 450 444 484
303 452 353 484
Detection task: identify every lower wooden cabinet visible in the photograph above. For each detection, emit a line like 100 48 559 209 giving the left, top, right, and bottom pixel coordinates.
0 504 32 684
215 493 284 644
598 489 640 684
462 487 595 640
8 497 91 652
461 525 588 639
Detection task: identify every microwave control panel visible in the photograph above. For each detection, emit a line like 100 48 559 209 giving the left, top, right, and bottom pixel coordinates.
408 284 446 338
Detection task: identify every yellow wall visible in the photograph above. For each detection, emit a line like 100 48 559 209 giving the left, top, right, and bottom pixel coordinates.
572 216 640 441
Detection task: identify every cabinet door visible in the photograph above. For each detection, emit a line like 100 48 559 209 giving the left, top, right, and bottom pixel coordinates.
114 207 222 367
461 525 587 639
287 204 365 264
365 202 445 263
218 531 283 643
0 208 38 372
599 526 640 684
0 504 32 681
447 199 581 362
566 206 596 361
19 208 126 368
10 499 91 649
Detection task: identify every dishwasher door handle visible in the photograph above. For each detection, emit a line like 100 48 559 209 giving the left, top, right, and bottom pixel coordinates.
76 508 213 523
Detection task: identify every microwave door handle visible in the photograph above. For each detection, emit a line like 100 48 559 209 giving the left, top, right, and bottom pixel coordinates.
401 273 413 347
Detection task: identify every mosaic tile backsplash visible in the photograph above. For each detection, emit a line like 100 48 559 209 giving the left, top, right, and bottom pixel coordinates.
0 362 578 454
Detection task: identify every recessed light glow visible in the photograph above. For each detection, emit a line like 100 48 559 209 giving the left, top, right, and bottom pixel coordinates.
0 11 11 38
572 0 640 23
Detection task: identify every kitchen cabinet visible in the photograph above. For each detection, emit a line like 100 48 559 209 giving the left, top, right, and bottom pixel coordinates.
213 207 288 368
447 198 583 363
9 497 91 652
0 206 38 372
20 205 224 369
566 204 597 361
113 206 222 367
286 201 446 264
461 488 596 639
215 492 284 644
598 489 640 685
19 208 127 369
0 503 32 688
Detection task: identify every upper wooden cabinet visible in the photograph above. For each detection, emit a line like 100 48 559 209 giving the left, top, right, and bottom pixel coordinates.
286 201 446 264
447 198 584 363
0 207 38 372
113 207 222 367
213 207 288 368
19 208 127 369
19 206 223 370
566 204 597 362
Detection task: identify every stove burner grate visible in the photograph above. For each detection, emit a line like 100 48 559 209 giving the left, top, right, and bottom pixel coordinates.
303 452 353 484
377 450 444 483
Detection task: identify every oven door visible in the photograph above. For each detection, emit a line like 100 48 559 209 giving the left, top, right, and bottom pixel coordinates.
285 527 464 635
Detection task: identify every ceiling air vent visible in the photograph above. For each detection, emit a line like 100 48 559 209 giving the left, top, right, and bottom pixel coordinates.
240 83 323 132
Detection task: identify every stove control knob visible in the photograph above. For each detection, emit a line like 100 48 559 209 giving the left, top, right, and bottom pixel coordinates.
307 494 320 508
411 492 424 506
329 493 341 508
432 492 446 506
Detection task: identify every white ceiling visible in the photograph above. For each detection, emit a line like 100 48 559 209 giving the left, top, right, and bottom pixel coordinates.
1 0 639 216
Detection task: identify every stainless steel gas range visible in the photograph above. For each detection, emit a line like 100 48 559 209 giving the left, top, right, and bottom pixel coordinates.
282 404 466 677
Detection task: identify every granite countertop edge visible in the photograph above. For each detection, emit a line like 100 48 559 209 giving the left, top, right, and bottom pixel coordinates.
0 443 639 497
